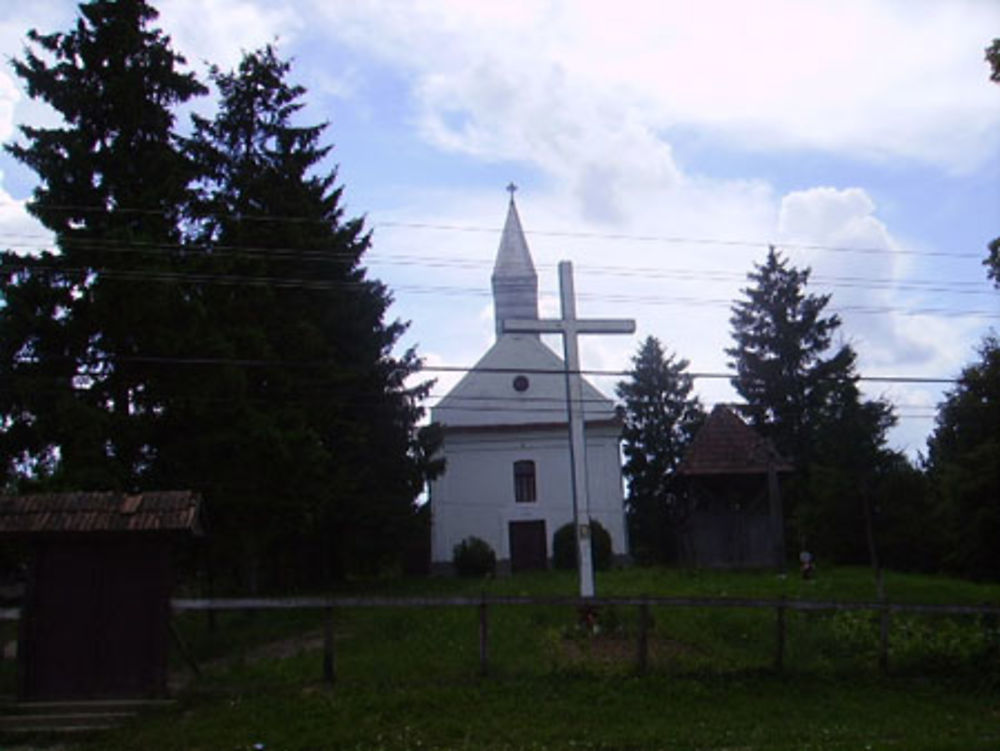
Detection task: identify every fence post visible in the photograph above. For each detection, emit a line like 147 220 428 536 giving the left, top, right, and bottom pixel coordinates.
168 619 202 679
878 604 889 675
323 606 335 686
775 598 786 672
636 598 649 675
478 594 489 677
983 607 999 660
877 570 889 675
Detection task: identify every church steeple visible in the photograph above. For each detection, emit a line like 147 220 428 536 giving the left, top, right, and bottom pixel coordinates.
491 186 539 338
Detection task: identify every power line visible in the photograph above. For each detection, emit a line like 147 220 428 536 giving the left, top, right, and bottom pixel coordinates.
8 354 963 384
5 263 997 318
1 375 947 422
2 237 993 296
375 220 983 260
0 199 984 260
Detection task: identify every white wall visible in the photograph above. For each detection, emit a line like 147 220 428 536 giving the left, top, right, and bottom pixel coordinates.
430 424 626 566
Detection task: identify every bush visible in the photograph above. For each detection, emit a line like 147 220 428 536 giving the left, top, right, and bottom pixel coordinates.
452 536 496 577
552 520 612 571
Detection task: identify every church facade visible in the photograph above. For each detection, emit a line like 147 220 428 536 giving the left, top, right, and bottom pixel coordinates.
429 197 627 573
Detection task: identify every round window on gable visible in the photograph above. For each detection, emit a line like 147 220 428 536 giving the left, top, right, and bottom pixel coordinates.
512 375 530 392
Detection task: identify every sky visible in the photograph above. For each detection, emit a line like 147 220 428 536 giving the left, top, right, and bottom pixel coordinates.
1 0 998 458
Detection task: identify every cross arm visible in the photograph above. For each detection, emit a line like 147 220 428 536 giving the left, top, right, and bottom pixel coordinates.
502 318 565 334
502 318 636 335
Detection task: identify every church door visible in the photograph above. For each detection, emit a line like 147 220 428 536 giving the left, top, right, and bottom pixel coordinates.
509 520 547 572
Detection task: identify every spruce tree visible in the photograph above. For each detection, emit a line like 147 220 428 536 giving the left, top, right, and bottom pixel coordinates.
170 46 434 584
726 246 854 465
727 247 898 562
1 0 205 489
927 339 1000 579
616 336 704 563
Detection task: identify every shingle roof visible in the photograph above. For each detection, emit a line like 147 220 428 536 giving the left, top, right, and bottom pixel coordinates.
678 405 792 476
0 491 202 536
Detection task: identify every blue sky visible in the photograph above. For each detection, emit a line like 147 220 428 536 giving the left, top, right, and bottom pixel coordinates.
1 0 999 457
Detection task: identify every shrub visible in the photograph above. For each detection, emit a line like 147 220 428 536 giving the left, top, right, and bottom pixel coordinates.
452 536 496 577
552 519 612 571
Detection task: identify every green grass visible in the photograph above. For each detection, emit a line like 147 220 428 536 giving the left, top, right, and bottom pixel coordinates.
12 566 1000 750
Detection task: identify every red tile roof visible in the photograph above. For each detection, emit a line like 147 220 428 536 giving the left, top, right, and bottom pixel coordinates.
678 405 792 476
0 491 202 536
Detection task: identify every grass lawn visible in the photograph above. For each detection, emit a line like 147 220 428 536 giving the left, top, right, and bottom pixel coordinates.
9 566 1000 750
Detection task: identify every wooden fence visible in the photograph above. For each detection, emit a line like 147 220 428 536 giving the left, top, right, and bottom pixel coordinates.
166 595 1000 684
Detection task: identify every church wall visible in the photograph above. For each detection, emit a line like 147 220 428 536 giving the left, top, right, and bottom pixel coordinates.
429 424 626 570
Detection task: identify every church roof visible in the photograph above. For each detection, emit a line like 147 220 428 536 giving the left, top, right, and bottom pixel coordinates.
432 333 618 429
678 405 792 476
436 192 617 430
492 198 535 279
491 197 539 339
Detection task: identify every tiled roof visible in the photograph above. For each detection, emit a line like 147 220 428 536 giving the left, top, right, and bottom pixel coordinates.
0 491 202 536
678 405 792 476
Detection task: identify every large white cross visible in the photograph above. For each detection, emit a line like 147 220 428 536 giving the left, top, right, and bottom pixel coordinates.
504 261 635 597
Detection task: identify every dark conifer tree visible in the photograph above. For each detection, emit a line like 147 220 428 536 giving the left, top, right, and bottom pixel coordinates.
170 46 435 585
1 0 205 489
926 336 1000 579
985 39 1000 287
726 247 899 563
726 246 854 465
616 336 704 563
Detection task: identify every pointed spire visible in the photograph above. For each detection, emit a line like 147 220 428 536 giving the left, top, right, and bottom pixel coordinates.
492 187 539 338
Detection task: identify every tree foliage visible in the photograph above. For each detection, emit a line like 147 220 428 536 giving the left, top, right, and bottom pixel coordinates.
452 536 496 578
986 39 1000 288
726 247 856 466
1 3 436 585
2 0 205 491
552 520 612 571
726 247 901 563
926 337 1000 579
987 38 1000 84
615 336 704 563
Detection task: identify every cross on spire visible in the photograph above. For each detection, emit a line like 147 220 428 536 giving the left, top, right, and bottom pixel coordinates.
506 182 518 200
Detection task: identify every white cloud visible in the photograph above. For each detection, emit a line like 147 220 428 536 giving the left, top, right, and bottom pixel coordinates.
158 0 305 71
0 175 52 254
0 72 17 145
312 0 1000 175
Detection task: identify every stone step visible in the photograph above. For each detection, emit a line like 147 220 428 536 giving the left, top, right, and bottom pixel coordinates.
0 710 134 726
0 699 173 735
3 698 173 715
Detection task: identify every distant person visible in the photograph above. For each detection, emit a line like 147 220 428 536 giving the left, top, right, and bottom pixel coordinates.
799 551 815 580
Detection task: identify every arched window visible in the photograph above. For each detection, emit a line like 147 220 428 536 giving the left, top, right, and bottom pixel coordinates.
513 460 536 503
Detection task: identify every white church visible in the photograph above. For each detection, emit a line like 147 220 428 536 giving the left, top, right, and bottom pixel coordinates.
429 195 628 573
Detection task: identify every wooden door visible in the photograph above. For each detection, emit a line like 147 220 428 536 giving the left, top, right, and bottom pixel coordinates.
21 538 171 700
509 520 547 572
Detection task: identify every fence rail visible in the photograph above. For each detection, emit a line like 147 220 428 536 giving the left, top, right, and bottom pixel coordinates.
3 595 997 684
169 595 1000 616
169 595 1000 684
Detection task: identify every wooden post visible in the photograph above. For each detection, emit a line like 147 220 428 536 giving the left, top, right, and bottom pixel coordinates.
767 461 786 574
983 607 999 660
878 605 889 675
323 606 335 686
636 599 649 675
168 620 202 679
775 599 786 672
478 597 489 677
877 569 889 675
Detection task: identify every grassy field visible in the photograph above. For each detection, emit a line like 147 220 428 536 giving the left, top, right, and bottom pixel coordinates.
9 566 1000 750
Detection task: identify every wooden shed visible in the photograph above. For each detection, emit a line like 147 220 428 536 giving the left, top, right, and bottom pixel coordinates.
677 406 791 569
0 491 201 700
